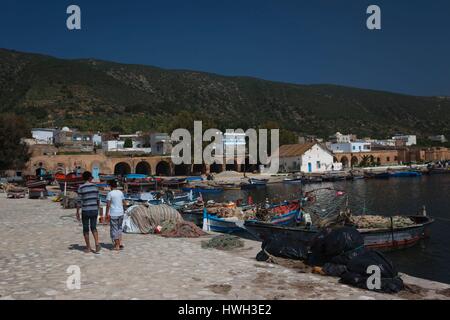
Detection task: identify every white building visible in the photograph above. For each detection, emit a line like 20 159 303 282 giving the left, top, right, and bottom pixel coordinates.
31 128 56 144
429 135 447 143
278 143 342 173
392 135 417 146
330 142 371 153
329 132 357 143
371 139 396 147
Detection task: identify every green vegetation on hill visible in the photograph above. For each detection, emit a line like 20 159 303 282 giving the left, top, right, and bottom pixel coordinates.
1 48 449 141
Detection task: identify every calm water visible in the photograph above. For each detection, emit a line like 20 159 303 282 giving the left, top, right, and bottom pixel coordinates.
206 175 450 284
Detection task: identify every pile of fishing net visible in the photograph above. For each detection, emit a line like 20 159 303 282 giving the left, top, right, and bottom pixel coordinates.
160 220 207 238
201 235 244 250
349 215 415 229
129 204 183 234
60 191 78 209
207 203 245 219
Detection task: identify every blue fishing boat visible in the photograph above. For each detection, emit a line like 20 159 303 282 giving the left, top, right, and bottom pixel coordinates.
182 186 223 194
283 177 303 184
125 173 148 180
389 171 422 178
202 201 302 233
241 178 268 189
186 176 204 182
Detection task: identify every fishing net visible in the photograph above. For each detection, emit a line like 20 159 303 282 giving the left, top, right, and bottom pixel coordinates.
160 221 207 238
201 235 244 250
348 215 415 229
129 204 183 234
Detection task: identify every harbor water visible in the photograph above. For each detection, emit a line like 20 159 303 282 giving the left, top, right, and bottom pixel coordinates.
207 174 450 284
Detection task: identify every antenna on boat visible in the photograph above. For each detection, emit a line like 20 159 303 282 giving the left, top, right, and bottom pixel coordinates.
422 205 427 217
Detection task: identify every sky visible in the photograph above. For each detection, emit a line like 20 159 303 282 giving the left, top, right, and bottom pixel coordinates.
1 0 450 96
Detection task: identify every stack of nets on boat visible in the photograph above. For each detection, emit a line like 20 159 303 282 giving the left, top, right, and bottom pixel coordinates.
201 235 244 250
160 220 207 238
348 215 415 229
206 202 255 220
129 204 183 234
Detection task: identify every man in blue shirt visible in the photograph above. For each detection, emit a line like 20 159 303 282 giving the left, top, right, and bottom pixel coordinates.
76 171 101 253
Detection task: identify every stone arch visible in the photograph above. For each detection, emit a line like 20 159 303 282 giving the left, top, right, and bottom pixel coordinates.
225 161 238 172
333 156 338 163
341 156 349 168
210 162 223 174
114 162 131 176
192 164 206 175
244 157 259 173
156 161 171 176
135 161 151 175
351 156 359 167
174 164 190 176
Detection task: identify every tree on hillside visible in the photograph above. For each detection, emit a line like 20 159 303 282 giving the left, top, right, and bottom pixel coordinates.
0 114 31 171
124 138 133 149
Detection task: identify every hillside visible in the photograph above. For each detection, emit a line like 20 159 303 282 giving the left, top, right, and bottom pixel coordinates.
1 48 449 139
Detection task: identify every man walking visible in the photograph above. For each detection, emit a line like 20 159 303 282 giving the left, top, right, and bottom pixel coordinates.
105 181 126 251
76 171 101 253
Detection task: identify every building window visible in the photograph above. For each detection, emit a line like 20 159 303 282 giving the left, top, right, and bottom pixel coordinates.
394 156 398 161
317 161 321 169
387 157 390 162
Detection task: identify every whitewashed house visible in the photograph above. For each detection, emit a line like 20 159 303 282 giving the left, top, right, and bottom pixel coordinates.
330 141 371 153
392 134 417 146
31 128 56 144
278 143 342 173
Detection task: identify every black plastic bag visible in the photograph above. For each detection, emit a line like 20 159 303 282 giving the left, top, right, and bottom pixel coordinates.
340 250 404 293
322 263 348 277
257 233 309 260
307 227 365 266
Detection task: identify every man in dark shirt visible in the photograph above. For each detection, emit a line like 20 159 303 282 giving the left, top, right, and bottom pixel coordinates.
76 171 101 253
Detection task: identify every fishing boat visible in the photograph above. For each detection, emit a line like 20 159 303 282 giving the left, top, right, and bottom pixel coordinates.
365 171 390 179
389 171 422 178
321 172 347 182
55 172 84 191
25 178 48 189
244 215 434 251
283 176 303 184
214 182 242 190
240 178 268 189
186 176 204 182
161 178 187 189
182 185 223 194
302 176 323 184
202 200 302 233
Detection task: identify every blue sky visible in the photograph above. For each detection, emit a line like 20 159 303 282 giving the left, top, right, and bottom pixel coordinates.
1 0 450 96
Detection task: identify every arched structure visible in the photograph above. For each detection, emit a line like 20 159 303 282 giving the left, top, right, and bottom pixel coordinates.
114 162 131 176
192 164 206 175
156 161 171 176
135 161 151 175
209 162 223 174
351 156 359 167
340 156 349 168
225 161 238 172
174 164 190 176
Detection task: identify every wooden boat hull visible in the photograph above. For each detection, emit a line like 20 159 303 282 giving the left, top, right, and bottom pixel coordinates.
244 215 434 252
202 203 301 233
389 171 422 178
26 180 48 188
182 187 223 194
